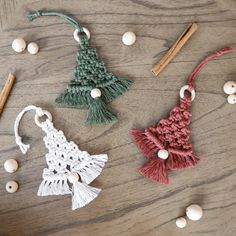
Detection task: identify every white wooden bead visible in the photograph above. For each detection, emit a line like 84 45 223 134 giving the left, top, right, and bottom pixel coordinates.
122 32 136 46
223 81 236 95
157 149 169 160
68 172 79 184
176 217 187 228
27 42 39 54
6 180 19 193
186 204 203 221
4 159 18 173
12 38 26 53
227 94 236 104
90 88 102 98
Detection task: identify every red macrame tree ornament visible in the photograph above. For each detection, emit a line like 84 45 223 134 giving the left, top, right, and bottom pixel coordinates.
132 47 233 184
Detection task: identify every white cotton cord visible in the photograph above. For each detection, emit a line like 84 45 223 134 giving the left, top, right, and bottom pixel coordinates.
71 181 101 210
13 104 108 210
39 120 107 210
14 105 44 154
15 136 30 154
76 154 108 184
37 179 71 196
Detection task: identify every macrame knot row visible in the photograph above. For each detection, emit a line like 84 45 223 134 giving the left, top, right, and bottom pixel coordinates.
132 96 199 184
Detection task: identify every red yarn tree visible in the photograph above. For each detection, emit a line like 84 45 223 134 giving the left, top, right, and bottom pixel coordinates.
132 47 233 184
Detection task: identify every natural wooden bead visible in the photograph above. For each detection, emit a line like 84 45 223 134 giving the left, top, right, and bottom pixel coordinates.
186 204 203 221
6 180 19 193
4 159 18 173
122 32 136 46
68 172 80 184
227 94 236 104
27 42 39 54
157 149 169 160
90 88 102 98
223 81 236 95
176 217 187 228
12 38 26 53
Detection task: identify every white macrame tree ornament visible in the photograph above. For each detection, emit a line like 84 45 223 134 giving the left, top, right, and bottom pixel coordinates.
14 105 108 210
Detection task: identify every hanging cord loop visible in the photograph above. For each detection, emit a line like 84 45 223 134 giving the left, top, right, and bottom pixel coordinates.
27 10 89 44
180 46 233 101
14 105 51 154
27 10 84 32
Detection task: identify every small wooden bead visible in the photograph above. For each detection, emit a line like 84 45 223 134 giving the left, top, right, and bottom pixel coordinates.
122 32 136 46
12 38 26 53
27 42 39 54
227 94 236 104
4 159 18 173
6 180 18 193
68 172 79 184
157 149 169 160
90 88 102 98
186 204 203 221
223 81 236 95
176 217 187 228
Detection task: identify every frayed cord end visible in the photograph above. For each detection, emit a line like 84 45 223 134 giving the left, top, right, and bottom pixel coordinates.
215 46 233 56
15 136 30 154
27 10 43 22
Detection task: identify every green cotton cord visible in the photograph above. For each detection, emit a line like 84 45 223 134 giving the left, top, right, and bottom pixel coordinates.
27 10 84 32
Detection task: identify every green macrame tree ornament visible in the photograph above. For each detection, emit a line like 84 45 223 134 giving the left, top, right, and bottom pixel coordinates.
27 10 132 125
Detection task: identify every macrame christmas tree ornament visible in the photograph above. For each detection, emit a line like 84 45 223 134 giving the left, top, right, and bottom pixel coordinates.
27 10 132 125
14 105 108 210
132 47 233 184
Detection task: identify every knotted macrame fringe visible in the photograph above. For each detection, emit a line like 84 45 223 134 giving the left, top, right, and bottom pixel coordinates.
131 128 159 159
37 179 101 210
77 154 108 184
37 179 71 196
55 90 92 108
167 152 200 170
100 78 133 102
55 78 132 108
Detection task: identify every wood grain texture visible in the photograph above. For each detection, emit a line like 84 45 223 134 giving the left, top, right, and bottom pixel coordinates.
0 0 235 235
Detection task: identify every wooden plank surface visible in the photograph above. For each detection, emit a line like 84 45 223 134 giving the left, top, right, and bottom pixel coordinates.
0 0 235 235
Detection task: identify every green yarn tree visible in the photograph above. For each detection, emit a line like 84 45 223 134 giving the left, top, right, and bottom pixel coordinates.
55 36 132 124
27 10 132 125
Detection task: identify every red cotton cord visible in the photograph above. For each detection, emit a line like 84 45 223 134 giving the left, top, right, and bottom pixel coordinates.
132 46 233 184
187 46 233 90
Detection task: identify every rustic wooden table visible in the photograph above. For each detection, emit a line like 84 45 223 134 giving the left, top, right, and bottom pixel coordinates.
0 0 235 235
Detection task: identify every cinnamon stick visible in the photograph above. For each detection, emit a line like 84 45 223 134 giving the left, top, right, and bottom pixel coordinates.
152 23 198 76
0 73 16 114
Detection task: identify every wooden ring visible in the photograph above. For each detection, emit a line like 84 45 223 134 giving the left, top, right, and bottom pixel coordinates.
73 28 90 43
34 110 52 127
180 85 195 101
